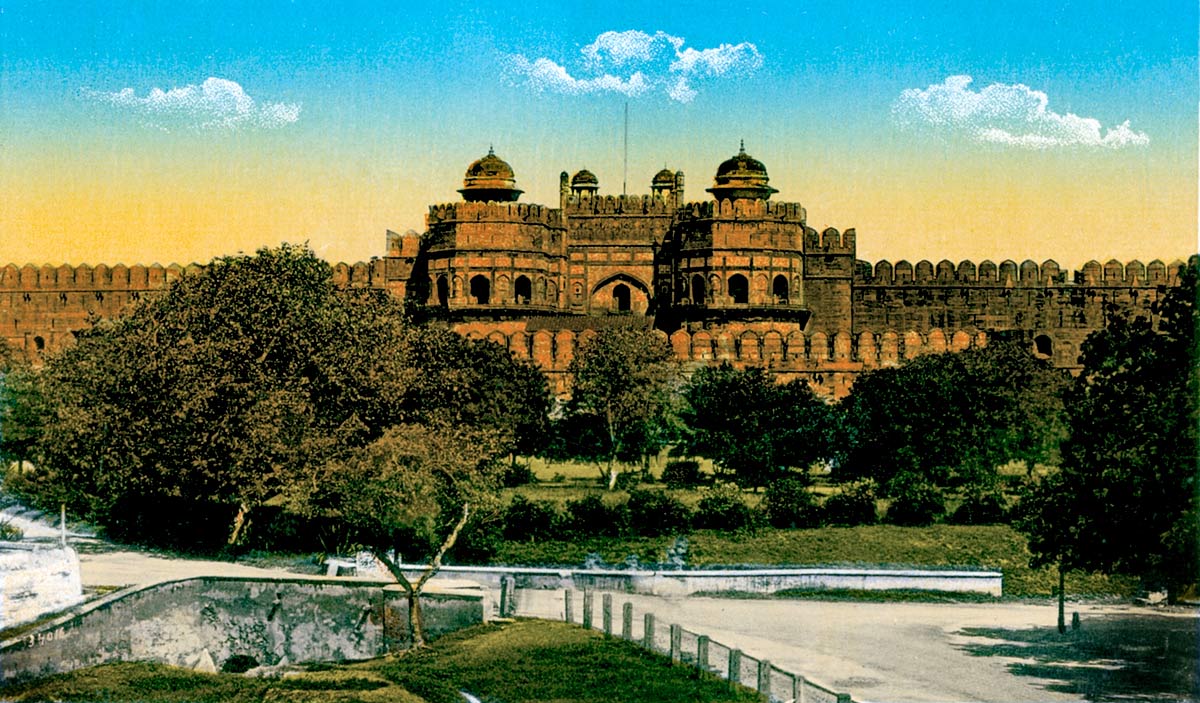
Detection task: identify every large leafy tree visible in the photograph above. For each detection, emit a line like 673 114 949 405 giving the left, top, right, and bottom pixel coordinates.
838 340 1069 492
291 423 505 647
562 328 678 489
679 363 833 489
0 244 547 551
1019 263 1199 611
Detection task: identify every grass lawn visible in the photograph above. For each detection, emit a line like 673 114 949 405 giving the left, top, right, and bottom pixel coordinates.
2 620 760 703
489 524 1138 599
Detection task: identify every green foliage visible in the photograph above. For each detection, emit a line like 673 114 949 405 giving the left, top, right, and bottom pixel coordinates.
763 477 822 528
884 474 946 526
563 493 630 537
692 483 759 531
0 516 24 541
679 363 834 488
0 245 547 554
838 341 1070 487
661 459 706 488
950 483 1010 525
1019 263 1199 599
822 481 879 526
562 328 679 488
501 495 562 542
217 654 259 674
626 488 692 537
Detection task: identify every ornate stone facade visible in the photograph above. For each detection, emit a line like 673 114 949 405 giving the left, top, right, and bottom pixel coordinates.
2 146 1193 397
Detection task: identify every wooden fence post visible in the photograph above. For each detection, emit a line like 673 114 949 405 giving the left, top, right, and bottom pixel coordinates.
728 649 742 685
582 591 594 630
669 624 682 661
697 635 709 669
621 602 633 639
757 659 772 695
794 674 807 703
602 593 612 636
642 613 655 649
563 589 574 623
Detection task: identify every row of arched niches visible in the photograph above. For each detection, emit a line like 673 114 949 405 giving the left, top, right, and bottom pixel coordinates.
855 258 1195 286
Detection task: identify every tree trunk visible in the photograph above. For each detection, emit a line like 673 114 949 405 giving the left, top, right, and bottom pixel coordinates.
227 503 249 546
375 503 472 649
1057 562 1066 635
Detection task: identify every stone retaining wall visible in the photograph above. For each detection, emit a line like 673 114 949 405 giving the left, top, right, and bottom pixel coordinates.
0 576 483 684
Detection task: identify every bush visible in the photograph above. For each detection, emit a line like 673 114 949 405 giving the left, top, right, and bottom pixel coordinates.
763 477 822 528
693 484 758 532
502 496 562 542
502 461 536 487
626 489 692 537
220 654 259 674
823 481 878 526
613 469 649 490
0 517 23 541
950 488 1009 525
885 475 946 526
563 494 629 537
450 518 504 564
661 460 705 489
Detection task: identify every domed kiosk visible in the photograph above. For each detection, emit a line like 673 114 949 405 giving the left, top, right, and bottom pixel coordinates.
706 141 778 201
570 169 599 196
459 148 523 202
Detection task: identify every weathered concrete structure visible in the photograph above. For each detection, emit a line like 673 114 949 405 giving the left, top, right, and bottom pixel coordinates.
0 576 483 683
2 145 1192 397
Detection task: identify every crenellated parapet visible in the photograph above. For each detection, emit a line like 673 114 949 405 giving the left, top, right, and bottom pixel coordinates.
802 227 856 254
853 258 1191 287
678 199 807 223
0 262 200 290
426 201 563 228
564 194 677 216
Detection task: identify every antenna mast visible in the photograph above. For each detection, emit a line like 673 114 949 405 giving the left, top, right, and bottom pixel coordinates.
622 101 629 196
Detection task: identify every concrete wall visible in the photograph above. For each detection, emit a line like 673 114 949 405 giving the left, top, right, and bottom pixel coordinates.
0 576 483 684
0 545 82 629
396 564 1003 601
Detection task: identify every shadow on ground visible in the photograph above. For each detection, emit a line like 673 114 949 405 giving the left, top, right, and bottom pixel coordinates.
958 614 1198 701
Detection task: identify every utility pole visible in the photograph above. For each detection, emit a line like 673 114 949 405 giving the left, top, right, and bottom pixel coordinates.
622 101 629 196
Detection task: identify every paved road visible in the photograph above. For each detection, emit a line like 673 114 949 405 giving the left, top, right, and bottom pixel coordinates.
517 589 1192 703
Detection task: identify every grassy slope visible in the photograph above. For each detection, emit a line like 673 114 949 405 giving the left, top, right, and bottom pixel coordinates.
491 524 1137 599
2 621 760 703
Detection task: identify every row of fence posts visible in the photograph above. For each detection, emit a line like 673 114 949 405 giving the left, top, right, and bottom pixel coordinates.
553 587 853 703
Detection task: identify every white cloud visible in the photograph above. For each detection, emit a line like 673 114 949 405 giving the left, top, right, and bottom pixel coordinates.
509 30 762 103
892 75 1148 149
508 56 650 98
83 77 301 131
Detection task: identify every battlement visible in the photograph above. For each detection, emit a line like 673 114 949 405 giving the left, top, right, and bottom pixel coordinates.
564 194 676 216
802 227 856 253
426 201 563 227
854 258 1192 287
0 262 203 290
330 261 387 287
680 199 807 222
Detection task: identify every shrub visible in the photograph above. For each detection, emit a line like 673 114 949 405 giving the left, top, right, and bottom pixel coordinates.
0 517 22 541
502 461 536 487
885 475 946 526
763 477 822 528
450 518 504 564
950 488 1009 525
220 654 259 674
661 460 705 489
823 481 878 526
563 494 629 537
626 489 692 537
502 496 562 542
693 484 759 532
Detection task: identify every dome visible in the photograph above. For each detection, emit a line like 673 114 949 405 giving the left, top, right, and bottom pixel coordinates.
706 141 778 201
571 169 599 187
652 168 676 186
459 147 523 202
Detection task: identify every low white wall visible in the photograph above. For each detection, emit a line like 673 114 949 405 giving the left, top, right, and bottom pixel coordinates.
395 563 1004 598
0 544 83 629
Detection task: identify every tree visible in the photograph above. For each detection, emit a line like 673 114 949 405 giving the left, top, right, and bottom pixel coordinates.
838 341 1069 493
563 328 678 489
679 363 833 489
1019 262 1199 612
291 423 504 647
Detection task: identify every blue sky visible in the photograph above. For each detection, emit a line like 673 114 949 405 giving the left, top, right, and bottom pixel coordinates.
2 0 1196 266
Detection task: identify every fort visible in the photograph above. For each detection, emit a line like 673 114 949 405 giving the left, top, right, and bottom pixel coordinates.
2 145 1192 397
